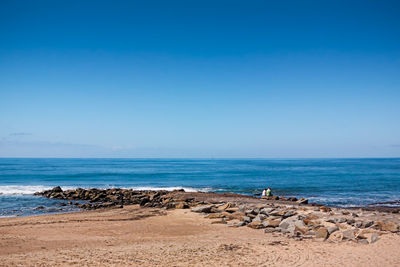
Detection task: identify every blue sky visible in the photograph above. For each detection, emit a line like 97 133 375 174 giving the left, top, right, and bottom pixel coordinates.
0 0 399 158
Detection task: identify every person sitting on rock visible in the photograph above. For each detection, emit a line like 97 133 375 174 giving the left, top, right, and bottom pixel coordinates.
261 188 267 197
266 187 272 197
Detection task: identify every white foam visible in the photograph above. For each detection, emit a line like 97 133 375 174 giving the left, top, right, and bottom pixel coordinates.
0 185 215 195
122 186 214 193
0 185 75 195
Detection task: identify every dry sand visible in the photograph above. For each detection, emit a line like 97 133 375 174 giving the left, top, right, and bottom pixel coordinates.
1 205 400 266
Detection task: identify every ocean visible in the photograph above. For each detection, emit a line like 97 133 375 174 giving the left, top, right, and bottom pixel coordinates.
1 158 399 217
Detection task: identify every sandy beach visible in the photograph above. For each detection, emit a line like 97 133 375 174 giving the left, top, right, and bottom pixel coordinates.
1 202 400 267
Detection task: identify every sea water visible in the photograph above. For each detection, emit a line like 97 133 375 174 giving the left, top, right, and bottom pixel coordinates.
0 158 399 217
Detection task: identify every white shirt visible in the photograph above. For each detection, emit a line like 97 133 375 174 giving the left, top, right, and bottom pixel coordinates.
262 189 266 197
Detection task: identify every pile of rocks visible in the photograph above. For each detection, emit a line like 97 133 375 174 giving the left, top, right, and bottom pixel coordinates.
34 186 196 210
34 187 400 244
191 202 400 244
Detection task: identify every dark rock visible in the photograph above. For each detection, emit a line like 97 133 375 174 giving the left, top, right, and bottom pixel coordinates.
52 186 63 193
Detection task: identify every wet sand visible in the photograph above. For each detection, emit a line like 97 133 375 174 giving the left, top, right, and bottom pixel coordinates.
1 205 400 266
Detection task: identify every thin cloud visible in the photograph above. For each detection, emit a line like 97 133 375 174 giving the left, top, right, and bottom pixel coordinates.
9 132 32 136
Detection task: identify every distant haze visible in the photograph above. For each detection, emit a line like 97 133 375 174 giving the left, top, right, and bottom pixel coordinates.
1 1 399 158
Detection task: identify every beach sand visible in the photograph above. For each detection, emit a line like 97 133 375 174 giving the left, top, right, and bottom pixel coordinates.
1 205 400 266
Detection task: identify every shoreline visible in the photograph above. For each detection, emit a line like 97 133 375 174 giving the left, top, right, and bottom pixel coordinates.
1 200 400 266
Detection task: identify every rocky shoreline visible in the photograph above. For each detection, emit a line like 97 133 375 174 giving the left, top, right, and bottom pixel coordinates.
34 187 400 245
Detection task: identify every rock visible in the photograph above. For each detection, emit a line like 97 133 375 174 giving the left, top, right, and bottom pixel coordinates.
259 208 275 215
205 213 225 219
230 212 246 220
316 227 329 240
235 221 247 227
279 216 300 229
361 220 374 229
346 219 355 225
52 186 63 193
253 214 267 222
297 198 308 204
328 226 339 234
263 219 281 228
327 231 342 242
247 220 265 229
283 210 297 219
211 219 227 224
270 210 286 217
320 206 331 212
191 205 214 213
358 239 369 244
375 221 399 232
175 203 189 209
304 230 316 237
295 225 309 235
245 209 257 215
369 233 378 244
218 202 233 211
225 207 239 213
264 227 276 233
242 216 252 223
354 221 363 228
34 206 45 210
261 196 279 200
342 229 357 240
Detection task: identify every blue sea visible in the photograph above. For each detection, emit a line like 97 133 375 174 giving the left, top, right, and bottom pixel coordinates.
1 158 400 217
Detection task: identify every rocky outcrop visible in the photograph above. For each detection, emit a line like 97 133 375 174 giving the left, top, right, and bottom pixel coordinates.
34 187 195 210
34 187 400 245
195 201 400 244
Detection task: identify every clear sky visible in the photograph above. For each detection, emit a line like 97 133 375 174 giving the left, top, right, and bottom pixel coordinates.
0 0 399 158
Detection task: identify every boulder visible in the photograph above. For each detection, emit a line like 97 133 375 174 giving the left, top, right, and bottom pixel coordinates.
361 220 374 229
253 214 267 222
315 227 329 240
225 207 239 213
235 221 247 227
297 198 308 204
263 219 281 228
375 221 399 232
191 205 214 213
260 207 275 215
247 220 265 229
242 216 252 223
52 186 63 193
283 210 297 219
295 225 309 235
218 202 233 211
355 221 364 228
230 212 246 220
327 226 339 234
175 203 189 209
369 233 379 244
342 229 357 240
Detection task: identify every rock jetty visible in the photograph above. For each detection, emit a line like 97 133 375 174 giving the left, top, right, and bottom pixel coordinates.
35 187 400 244
34 186 195 210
